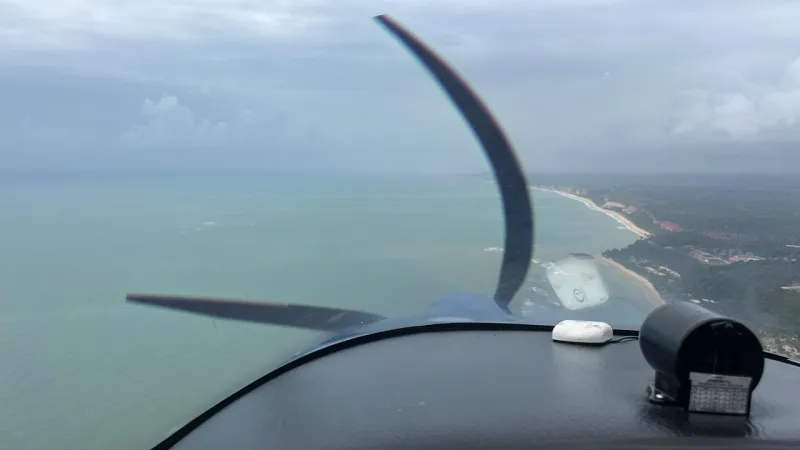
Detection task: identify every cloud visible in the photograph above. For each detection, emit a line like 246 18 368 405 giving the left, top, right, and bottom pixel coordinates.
124 96 230 148
0 0 327 47
116 93 345 171
671 58 800 140
3 0 800 173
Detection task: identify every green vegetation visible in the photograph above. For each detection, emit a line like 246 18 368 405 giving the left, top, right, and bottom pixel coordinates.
536 174 800 354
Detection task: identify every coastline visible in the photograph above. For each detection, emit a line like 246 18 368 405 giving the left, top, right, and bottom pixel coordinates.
532 187 651 238
532 186 663 306
597 255 664 307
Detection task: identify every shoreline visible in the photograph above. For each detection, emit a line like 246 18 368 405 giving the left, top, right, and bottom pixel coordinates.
532 186 663 306
597 255 664 307
532 187 651 239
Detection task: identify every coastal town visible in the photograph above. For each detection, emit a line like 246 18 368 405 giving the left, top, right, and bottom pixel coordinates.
533 180 800 357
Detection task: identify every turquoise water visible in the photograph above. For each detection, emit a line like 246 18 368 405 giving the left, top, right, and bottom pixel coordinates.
0 173 648 450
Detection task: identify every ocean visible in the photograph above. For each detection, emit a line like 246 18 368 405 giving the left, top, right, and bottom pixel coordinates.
0 173 650 450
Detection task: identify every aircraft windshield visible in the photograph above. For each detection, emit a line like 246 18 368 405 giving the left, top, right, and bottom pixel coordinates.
2 2 800 450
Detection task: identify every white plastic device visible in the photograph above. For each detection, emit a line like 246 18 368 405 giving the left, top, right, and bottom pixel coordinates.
551 320 614 344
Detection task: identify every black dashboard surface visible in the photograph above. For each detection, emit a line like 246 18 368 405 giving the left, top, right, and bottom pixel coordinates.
169 328 800 450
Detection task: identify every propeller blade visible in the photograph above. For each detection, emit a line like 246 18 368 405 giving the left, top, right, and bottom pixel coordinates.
374 15 534 311
126 293 386 331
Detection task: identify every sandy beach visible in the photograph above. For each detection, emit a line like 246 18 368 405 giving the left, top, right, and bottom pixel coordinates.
532 186 663 306
598 255 664 307
533 187 651 238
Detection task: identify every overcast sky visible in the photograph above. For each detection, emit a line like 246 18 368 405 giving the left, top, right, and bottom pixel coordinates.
2 0 800 174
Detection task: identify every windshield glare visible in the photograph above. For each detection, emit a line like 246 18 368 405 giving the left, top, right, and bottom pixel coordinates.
2 2 799 450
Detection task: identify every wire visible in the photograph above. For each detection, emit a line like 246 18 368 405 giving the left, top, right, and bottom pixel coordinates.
606 336 639 344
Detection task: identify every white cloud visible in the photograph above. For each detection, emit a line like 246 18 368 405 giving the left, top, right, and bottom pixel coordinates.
124 95 230 148
671 57 800 139
0 0 330 50
120 94 336 167
4 0 800 172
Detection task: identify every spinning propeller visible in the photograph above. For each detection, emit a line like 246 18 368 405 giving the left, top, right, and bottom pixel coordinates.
126 14 535 330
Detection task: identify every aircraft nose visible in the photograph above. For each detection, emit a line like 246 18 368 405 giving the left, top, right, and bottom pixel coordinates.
427 293 511 321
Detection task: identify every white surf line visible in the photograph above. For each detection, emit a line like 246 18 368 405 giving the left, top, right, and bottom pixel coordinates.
532 187 650 238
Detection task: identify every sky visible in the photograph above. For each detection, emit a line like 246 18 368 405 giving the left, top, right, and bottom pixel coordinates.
2 0 800 174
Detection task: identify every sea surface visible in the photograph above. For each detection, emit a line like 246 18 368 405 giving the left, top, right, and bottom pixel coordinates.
0 173 652 450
